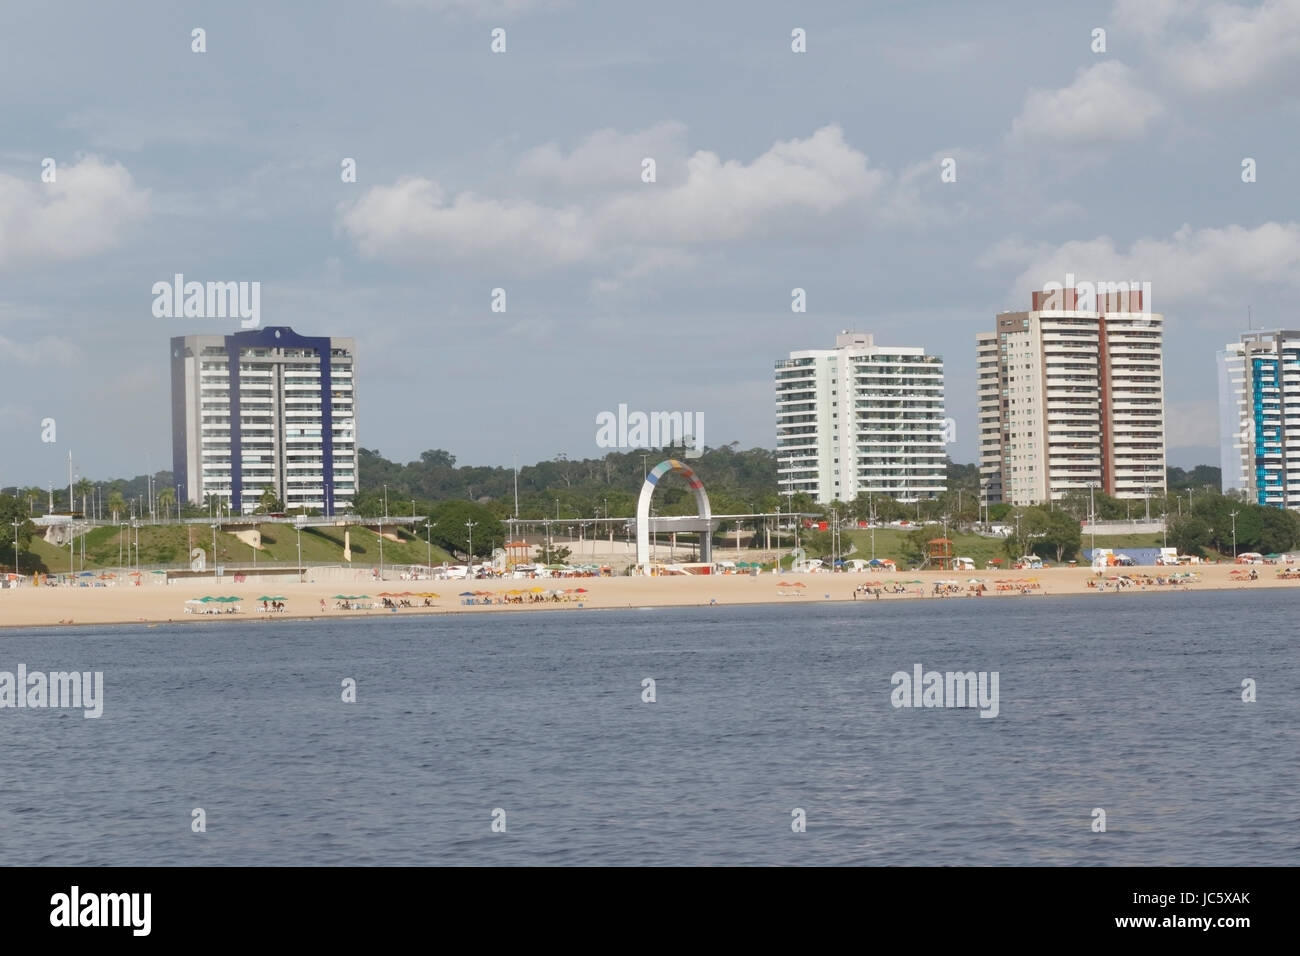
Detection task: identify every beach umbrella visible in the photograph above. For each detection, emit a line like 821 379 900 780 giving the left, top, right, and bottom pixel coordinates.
574 587 588 593
529 586 545 593
332 594 351 599
257 596 287 602
458 591 475 597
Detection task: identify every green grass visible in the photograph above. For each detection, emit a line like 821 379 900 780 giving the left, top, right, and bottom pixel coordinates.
17 522 455 573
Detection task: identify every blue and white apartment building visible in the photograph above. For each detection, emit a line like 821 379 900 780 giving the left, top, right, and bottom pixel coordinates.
170 327 358 515
1218 330 1300 508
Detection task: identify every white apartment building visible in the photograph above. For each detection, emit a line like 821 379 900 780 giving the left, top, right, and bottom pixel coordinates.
978 288 1166 507
775 331 946 505
170 327 358 515
1218 331 1300 508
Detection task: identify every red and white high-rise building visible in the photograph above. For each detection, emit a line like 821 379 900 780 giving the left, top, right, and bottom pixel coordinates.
977 287 1166 508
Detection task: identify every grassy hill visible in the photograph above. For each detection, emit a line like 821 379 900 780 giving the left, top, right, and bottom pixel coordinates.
19 523 454 574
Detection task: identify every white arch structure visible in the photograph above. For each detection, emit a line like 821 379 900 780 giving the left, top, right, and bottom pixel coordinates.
636 459 712 569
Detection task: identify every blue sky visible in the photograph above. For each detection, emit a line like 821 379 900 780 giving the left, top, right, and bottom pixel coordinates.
3 0 1299 487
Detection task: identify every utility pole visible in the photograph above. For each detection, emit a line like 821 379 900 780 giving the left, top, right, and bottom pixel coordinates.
1089 482 1098 558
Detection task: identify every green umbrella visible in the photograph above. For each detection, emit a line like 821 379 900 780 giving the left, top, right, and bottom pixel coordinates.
257 596 287 602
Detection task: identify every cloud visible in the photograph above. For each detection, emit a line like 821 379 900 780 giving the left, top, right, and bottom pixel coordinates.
990 221 1300 306
1112 0 1187 37
518 121 688 189
1010 62 1163 144
0 157 149 268
595 125 882 244
339 124 884 273
1162 0 1300 94
338 177 597 270
0 333 81 367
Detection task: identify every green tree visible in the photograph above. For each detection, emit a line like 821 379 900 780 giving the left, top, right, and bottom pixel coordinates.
0 495 37 571
534 542 572 565
428 500 505 560
1169 514 1211 556
257 487 283 514
108 490 127 523
1038 509 1082 562
73 478 93 516
157 487 176 521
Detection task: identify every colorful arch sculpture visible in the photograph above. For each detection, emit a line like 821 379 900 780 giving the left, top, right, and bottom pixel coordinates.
636 459 712 569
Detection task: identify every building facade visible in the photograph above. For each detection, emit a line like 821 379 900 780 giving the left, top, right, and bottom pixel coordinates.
775 331 946 505
977 288 1166 508
1217 331 1300 508
170 327 358 515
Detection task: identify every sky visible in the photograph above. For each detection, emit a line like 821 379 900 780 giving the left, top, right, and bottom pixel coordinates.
2 0 1299 489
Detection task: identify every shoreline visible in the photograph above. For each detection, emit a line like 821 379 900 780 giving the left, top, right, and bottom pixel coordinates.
0 565 1289 631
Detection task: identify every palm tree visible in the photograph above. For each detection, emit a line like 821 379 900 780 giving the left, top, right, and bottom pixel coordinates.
108 490 126 524
74 478 93 518
158 487 176 521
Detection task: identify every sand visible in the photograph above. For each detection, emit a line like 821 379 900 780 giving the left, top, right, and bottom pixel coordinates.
0 565 1291 630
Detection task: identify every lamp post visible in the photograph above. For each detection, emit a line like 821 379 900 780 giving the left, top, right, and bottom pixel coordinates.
465 520 477 572
1088 481 1098 558
424 520 432 571
211 521 217 577
11 519 19 575
1230 510 1239 558
295 516 304 582
378 518 384 581
1161 513 1167 550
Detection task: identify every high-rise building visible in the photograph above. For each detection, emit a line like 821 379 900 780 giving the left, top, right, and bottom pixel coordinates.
1217 331 1300 508
977 287 1166 508
170 327 358 515
774 331 946 505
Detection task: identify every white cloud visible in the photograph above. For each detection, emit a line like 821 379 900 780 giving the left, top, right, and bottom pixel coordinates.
1010 62 1163 144
0 157 149 268
1163 0 1300 93
1112 0 1187 37
338 177 597 270
991 221 1300 306
595 125 882 244
518 121 688 189
0 333 81 367
340 124 884 273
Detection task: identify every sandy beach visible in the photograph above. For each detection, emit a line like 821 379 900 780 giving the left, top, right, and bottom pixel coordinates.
0 564 1292 630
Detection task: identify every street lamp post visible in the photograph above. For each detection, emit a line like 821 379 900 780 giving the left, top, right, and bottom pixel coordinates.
1088 482 1098 558
295 515 305 582
424 520 432 571
1230 510 1239 558
466 520 477 573
11 519 19 575
378 518 384 581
